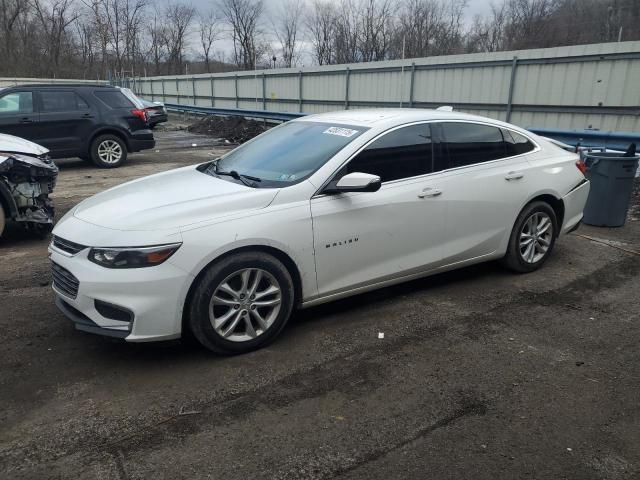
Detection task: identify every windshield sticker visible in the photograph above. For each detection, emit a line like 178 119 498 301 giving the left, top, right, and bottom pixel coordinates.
278 173 297 181
323 127 359 138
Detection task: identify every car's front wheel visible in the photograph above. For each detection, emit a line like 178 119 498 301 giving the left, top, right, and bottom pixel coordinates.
501 201 558 273
188 252 295 354
90 134 127 168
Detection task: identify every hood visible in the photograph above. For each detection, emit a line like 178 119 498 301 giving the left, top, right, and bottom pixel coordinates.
73 165 279 231
0 152 58 173
0 134 49 157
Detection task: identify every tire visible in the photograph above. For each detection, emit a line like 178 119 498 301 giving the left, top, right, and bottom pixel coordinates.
188 252 295 355
500 201 558 273
0 203 5 238
90 134 127 168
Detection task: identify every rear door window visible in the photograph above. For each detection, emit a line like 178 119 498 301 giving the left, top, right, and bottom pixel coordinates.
40 91 88 112
441 122 507 168
94 90 135 109
346 123 434 182
0 91 33 114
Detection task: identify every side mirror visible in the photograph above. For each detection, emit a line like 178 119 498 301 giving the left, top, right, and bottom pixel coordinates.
325 172 381 194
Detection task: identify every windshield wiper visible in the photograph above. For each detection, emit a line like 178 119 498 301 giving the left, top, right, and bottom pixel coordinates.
213 160 261 187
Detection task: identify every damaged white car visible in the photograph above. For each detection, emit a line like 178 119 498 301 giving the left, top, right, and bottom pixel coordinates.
0 134 58 237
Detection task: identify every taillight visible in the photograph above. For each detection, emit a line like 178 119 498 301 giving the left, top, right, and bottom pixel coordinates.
131 108 147 123
575 158 587 175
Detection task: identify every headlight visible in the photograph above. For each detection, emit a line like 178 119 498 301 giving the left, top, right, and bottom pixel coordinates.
88 243 181 269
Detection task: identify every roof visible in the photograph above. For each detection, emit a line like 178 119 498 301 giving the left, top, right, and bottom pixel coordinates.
3 84 114 89
297 108 535 136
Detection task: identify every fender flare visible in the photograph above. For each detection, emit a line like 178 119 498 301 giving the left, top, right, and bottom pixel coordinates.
85 127 131 152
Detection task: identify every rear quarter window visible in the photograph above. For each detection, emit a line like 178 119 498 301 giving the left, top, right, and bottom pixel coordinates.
503 129 536 156
94 91 135 109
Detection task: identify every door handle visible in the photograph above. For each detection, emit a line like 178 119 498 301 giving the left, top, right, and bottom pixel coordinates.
418 188 442 198
81 113 94 118
505 171 524 181
19 118 33 124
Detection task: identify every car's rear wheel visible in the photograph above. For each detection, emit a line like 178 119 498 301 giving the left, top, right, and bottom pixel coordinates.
0 203 6 238
188 251 295 354
90 134 127 168
501 201 558 273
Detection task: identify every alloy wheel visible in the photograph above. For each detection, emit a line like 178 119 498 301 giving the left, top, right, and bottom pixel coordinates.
208 268 282 342
97 140 123 164
519 212 553 263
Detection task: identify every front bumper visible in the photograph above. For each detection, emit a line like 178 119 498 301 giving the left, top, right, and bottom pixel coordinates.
49 246 193 342
55 296 130 338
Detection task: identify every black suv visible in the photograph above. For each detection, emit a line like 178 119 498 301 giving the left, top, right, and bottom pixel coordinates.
0 84 155 168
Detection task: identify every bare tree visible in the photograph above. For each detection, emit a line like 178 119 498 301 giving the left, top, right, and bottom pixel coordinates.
219 0 264 69
306 0 336 65
84 0 111 78
333 0 360 63
75 18 97 76
357 0 396 62
465 3 507 53
32 0 79 77
272 0 303 67
0 0 30 70
164 1 195 74
390 0 467 59
121 0 147 74
198 10 222 72
146 6 168 75
1 0 639 79
501 0 559 50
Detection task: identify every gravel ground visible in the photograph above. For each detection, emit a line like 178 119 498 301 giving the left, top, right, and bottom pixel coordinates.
1 126 639 480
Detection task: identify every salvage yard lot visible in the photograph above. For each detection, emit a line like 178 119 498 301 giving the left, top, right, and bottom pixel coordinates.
1 125 640 479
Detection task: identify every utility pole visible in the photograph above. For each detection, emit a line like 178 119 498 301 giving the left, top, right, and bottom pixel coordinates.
400 34 406 108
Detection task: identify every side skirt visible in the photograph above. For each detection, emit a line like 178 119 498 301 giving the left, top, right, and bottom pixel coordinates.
300 251 500 309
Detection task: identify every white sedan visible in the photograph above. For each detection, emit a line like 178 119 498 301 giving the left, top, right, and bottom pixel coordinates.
49 109 590 354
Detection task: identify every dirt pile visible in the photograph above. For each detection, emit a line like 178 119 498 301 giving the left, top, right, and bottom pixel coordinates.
187 115 269 143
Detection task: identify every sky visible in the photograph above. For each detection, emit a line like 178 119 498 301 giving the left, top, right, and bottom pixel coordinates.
186 0 495 63
189 0 493 15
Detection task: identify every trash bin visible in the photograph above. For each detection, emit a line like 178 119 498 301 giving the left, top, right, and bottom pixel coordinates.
581 151 639 227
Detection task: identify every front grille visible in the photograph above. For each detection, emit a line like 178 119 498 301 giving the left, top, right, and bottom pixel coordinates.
52 236 86 255
51 262 80 299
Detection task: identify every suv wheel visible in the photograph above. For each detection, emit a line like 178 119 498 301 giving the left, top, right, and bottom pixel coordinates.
501 201 558 273
188 252 295 354
90 134 127 168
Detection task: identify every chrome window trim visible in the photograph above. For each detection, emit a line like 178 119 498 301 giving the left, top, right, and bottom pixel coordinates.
312 119 541 199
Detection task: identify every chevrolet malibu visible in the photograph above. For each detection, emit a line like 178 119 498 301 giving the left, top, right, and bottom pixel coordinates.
49 109 590 354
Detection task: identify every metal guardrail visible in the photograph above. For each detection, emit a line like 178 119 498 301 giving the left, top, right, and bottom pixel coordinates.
165 103 303 122
527 128 639 152
164 103 640 151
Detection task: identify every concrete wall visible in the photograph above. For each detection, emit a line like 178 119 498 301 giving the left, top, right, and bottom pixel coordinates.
131 41 640 132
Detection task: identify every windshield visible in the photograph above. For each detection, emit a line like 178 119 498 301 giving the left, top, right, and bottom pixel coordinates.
208 121 368 187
